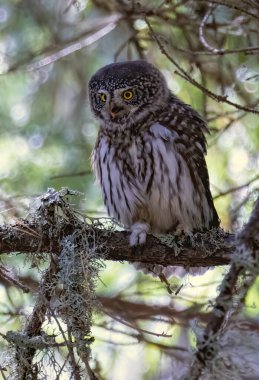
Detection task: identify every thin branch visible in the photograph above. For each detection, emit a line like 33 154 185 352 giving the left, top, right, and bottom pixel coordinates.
0 367 7 380
208 111 248 147
50 170 92 180
199 4 222 53
2 20 120 75
145 18 259 114
0 265 31 293
26 22 118 71
15 257 59 380
213 174 259 199
104 311 172 338
198 0 259 20
170 43 259 56
50 309 81 380
98 296 208 323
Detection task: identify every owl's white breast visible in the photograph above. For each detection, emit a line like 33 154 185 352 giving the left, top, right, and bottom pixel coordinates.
93 133 145 227
93 122 213 233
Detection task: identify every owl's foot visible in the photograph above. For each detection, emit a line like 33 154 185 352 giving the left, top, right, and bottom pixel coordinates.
129 222 150 247
175 223 193 237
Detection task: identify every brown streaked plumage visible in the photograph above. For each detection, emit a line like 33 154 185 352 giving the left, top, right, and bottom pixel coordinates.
89 60 220 277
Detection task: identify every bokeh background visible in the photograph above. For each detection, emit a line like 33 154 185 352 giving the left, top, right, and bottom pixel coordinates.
0 1 259 379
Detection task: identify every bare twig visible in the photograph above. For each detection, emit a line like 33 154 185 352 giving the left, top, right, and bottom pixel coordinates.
15 257 59 380
170 44 259 56
26 22 118 71
200 0 259 20
50 170 92 180
0 265 30 293
104 310 172 338
2 20 120 75
50 310 82 380
145 18 259 114
214 174 259 199
98 296 208 323
199 4 222 53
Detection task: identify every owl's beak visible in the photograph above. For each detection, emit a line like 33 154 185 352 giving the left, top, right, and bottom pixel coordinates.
110 110 116 119
110 103 124 119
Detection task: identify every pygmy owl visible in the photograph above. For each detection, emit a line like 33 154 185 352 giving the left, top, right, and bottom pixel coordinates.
89 60 219 276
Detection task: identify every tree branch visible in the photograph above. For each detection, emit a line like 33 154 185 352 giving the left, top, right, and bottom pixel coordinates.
0 218 235 267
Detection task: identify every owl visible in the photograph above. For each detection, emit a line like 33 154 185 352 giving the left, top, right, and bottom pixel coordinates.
89 60 219 276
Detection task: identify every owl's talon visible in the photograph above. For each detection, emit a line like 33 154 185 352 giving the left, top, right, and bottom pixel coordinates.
175 224 193 237
131 244 145 255
129 222 150 248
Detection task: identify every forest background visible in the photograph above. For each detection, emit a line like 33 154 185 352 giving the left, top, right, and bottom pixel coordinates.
0 1 259 379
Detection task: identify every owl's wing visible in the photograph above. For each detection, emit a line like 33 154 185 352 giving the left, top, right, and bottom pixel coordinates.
164 95 220 228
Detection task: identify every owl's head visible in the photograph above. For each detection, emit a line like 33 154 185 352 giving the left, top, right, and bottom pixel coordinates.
88 60 169 126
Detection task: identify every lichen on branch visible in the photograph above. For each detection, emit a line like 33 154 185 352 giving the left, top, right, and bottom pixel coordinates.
2 188 102 380
0 188 235 268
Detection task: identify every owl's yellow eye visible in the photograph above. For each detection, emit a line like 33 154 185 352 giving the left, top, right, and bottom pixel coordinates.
122 90 133 100
100 93 107 102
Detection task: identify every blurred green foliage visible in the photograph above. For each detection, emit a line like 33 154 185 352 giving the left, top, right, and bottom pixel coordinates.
0 1 259 379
